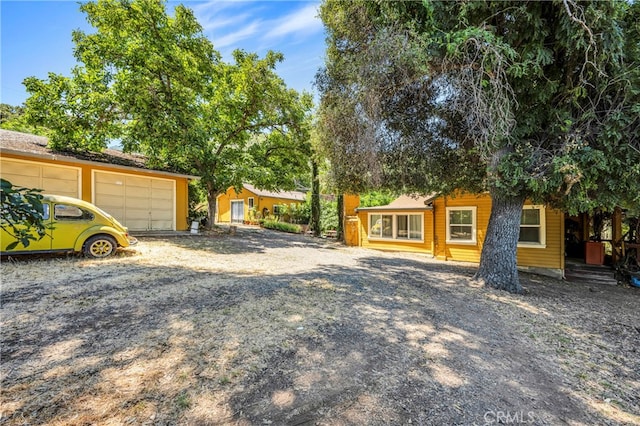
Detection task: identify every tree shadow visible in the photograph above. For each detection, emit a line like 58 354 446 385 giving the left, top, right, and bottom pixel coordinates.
1 237 638 425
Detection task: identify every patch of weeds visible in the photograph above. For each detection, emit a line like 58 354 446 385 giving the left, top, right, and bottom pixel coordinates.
175 392 191 410
219 376 231 385
600 381 613 389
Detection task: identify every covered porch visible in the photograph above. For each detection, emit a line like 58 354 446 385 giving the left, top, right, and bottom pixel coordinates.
564 207 639 284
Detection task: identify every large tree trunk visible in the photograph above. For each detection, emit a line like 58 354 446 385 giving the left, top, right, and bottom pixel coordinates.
310 160 321 237
474 193 525 294
206 190 218 229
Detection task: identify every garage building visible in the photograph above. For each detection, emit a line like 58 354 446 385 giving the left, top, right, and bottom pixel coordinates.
0 129 197 232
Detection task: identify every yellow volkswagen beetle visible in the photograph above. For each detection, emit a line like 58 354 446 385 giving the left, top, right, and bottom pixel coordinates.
1 194 137 258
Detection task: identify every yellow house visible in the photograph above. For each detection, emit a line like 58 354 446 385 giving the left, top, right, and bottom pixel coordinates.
346 192 565 279
216 184 307 224
0 129 198 231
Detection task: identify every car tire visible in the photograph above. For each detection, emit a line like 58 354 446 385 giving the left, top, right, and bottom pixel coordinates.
84 235 117 258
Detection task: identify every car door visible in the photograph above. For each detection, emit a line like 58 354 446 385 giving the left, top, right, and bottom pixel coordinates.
50 203 96 250
0 202 53 253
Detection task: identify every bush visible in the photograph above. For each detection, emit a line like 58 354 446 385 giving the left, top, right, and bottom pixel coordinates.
262 220 302 234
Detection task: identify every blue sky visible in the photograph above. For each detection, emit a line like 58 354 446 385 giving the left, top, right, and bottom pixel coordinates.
0 0 325 107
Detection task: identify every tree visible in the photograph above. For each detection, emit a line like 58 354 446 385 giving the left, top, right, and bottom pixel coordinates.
318 0 640 293
0 104 49 135
0 179 49 250
23 0 313 226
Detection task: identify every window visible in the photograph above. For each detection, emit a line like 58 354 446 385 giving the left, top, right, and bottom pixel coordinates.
446 207 477 244
396 214 423 240
369 213 423 241
273 205 282 215
42 204 50 220
518 205 546 247
54 204 94 221
248 197 254 209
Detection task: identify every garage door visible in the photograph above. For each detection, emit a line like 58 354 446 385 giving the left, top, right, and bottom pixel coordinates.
93 171 175 231
0 158 80 198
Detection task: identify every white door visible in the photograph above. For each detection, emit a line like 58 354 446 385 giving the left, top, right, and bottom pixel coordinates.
231 200 244 224
93 171 175 231
0 158 80 198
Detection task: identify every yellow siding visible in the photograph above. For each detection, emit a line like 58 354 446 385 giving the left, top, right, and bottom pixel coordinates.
2 153 192 231
356 190 564 275
435 192 491 263
517 208 564 270
435 192 564 271
358 210 434 255
216 187 304 223
344 194 360 216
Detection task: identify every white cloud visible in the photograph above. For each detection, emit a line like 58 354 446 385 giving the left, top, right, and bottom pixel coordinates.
264 3 322 40
214 20 262 48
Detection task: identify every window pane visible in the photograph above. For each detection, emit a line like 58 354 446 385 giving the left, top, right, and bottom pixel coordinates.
521 209 540 225
450 210 472 225
450 225 472 240
409 215 422 239
519 227 540 243
370 214 382 237
397 215 408 239
381 215 393 238
54 204 92 220
42 204 50 220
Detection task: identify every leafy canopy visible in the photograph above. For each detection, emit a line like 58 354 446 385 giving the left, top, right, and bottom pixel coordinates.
318 0 640 214
23 0 313 223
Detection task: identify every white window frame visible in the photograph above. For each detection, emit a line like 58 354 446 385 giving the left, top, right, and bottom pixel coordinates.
368 212 424 242
248 197 254 209
446 206 477 245
518 205 546 248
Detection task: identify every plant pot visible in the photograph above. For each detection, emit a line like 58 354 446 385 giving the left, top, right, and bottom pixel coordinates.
585 241 604 265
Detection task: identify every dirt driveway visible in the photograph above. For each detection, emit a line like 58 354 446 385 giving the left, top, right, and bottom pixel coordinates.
1 227 639 425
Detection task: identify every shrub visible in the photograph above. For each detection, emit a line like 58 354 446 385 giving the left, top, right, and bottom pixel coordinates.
262 220 302 234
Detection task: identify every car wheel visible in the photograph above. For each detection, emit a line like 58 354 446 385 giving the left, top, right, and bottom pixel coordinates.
84 235 117 258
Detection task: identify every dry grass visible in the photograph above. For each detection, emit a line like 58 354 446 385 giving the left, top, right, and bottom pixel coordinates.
1 227 639 425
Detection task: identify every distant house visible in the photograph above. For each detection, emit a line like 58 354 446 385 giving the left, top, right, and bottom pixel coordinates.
216 183 306 224
344 192 565 279
0 129 198 231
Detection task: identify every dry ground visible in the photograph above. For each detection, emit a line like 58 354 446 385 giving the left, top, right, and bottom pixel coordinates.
1 227 639 425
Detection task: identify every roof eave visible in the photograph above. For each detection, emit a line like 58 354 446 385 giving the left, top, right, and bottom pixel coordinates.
1 147 200 180
355 206 434 212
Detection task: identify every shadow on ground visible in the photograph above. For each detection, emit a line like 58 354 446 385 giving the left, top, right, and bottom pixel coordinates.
1 230 638 425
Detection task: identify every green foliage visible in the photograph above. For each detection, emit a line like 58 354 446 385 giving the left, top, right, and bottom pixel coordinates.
281 202 311 225
22 0 314 225
261 220 302 234
188 180 208 223
0 103 49 136
0 179 50 250
318 0 640 212
359 190 398 208
319 197 339 232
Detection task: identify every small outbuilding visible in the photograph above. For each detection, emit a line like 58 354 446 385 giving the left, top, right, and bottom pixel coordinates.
216 183 306 224
0 129 198 231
